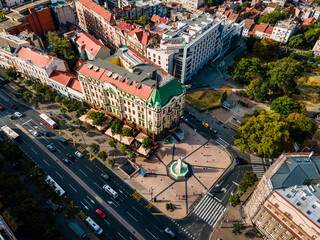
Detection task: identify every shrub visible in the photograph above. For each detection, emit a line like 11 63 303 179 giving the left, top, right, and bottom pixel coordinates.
142 137 153 149
232 222 243 235
122 127 131 136
24 79 32 86
229 194 240 207
238 182 249 193
90 143 100 153
109 139 117 148
119 144 127 154
108 158 115 167
111 120 122 134
129 152 136 160
243 172 258 187
17 88 25 94
68 125 75 132
60 107 67 114
55 95 62 103
59 120 66 126
97 151 108 161
165 203 173 211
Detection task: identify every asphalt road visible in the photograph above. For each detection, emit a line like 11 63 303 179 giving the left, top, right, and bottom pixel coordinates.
0 89 189 240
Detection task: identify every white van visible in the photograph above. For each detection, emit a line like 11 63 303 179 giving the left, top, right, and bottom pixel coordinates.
103 184 118 199
85 217 103 235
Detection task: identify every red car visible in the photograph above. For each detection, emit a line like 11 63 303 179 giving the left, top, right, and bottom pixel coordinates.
96 209 106 219
0 107 4 111
10 104 17 109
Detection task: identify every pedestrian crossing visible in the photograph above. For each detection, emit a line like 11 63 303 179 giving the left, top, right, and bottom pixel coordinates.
215 138 229 149
250 155 266 178
193 195 226 228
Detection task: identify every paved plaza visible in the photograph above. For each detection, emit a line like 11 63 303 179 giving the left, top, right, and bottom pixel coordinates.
126 123 232 219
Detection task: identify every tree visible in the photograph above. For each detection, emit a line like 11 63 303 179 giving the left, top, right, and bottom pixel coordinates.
271 96 306 117
253 82 269 103
246 78 262 99
122 127 131 136
23 91 32 101
92 112 107 126
29 96 38 107
47 32 78 69
5 66 19 81
289 34 306 48
235 110 289 157
64 201 79 219
17 88 25 94
75 119 82 126
61 98 69 106
60 107 67 114
97 151 108 161
90 143 100 153
286 113 317 143
258 6 290 26
220 91 228 104
245 35 261 52
229 194 240 207
243 172 258 187
0 11 6 21
109 139 117 148
266 57 301 94
119 144 127 154
59 119 66 126
238 181 249 193
229 58 262 85
111 120 122 134
165 202 173 211
133 16 151 27
232 223 243 235
68 125 75 132
55 95 62 103
253 39 277 60
142 137 153 149
44 89 54 101
0 140 23 163
85 123 91 133
129 152 136 160
108 158 115 167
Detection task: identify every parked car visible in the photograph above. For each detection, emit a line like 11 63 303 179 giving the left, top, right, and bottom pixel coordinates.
62 158 71 165
47 144 56 152
14 112 23 118
95 209 106 219
101 173 109 181
66 153 74 160
6 114 17 119
75 151 83 158
165 228 175 238
10 104 17 109
209 128 218 134
0 107 4 111
59 138 67 144
43 131 51 137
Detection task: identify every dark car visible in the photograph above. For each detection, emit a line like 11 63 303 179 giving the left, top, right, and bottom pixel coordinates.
210 128 218 134
62 158 71 165
43 131 51 137
47 144 56 152
66 153 74 160
101 173 109 181
10 104 17 109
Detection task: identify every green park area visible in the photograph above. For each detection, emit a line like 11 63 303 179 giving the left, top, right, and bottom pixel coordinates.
185 85 232 112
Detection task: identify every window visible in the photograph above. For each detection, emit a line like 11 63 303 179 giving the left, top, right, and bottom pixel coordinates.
296 202 301 206
273 228 278 233
278 224 282 228
264 211 268 215
267 222 271 226
307 210 312 215
312 204 317 209
270 217 275 222
280 235 285 239
301 196 306 201
317 219 320 223
285 231 290 235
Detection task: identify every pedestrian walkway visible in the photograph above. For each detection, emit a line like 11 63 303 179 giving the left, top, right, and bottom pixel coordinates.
193 195 226 228
250 155 266 178
215 137 229 149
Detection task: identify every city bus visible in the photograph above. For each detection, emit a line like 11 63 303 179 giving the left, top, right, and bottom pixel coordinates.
85 217 103 235
1 125 21 142
45 175 65 197
103 184 118 199
39 113 58 129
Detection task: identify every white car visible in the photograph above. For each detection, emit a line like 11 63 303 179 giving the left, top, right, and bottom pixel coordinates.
75 151 83 158
14 112 23 118
32 131 40 137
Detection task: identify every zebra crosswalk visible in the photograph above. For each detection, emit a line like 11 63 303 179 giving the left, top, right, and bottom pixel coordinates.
250 155 266 178
215 138 229 149
193 195 226 228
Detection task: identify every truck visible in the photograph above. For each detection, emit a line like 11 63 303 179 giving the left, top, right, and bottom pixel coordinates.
68 221 87 239
1 125 21 142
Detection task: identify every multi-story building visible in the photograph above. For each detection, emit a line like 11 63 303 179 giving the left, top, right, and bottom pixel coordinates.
0 0 23 9
244 152 320 240
242 19 254 37
75 0 117 50
72 32 110 61
270 18 298 43
12 46 69 85
0 32 30 69
114 0 166 18
167 0 203 12
49 71 78 97
147 14 244 83
77 46 185 140
49 0 76 26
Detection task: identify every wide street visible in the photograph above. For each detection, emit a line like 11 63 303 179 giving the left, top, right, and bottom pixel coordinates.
0 89 189 240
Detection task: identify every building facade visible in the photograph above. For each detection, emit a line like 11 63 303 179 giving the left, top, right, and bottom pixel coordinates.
313 37 320 55
77 46 185 140
270 18 298 43
167 0 203 12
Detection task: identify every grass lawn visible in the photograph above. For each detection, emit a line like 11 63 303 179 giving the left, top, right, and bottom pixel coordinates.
294 75 320 106
185 85 232 112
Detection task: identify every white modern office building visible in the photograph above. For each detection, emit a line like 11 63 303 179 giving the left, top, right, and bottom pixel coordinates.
147 13 244 83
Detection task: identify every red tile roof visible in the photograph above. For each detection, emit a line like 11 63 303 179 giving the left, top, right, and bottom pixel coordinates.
302 17 317 26
255 23 269 33
151 14 168 24
117 21 135 34
50 71 77 86
68 78 82 93
77 62 153 100
128 28 150 46
73 59 84 72
17 47 53 68
224 9 233 17
264 25 274 34
75 32 109 57
268 2 277 8
78 0 114 23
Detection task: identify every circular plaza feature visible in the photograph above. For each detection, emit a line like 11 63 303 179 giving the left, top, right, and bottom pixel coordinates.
170 157 189 179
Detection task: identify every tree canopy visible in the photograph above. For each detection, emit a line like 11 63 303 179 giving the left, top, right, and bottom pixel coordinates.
47 32 78 70
289 23 320 49
286 113 317 143
5 66 19 81
87 110 107 126
258 6 290 26
142 137 153 149
271 96 306 117
111 120 122 134
133 16 151 27
228 58 262 85
235 110 290 157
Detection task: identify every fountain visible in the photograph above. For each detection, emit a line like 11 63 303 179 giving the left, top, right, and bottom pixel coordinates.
170 157 189 179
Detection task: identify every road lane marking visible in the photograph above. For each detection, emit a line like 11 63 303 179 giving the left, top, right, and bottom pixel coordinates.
104 219 110 225
68 184 78 192
93 181 102 189
55 171 63 179
62 134 70 140
145 203 152 210
31 148 38 155
21 119 32 125
56 148 61 153
80 201 89 210
58 142 67 149
70 139 77 146
127 211 138 222
151 213 164 215
79 169 88 177
83 199 93 208
55 129 62 135
132 191 142 201
77 146 85 152
145 228 157 239
232 181 239 186
132 207 143 215
85 165 93 172
119 189 128 197
43 159 50 166
214 197 222 203
117 232 126 240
